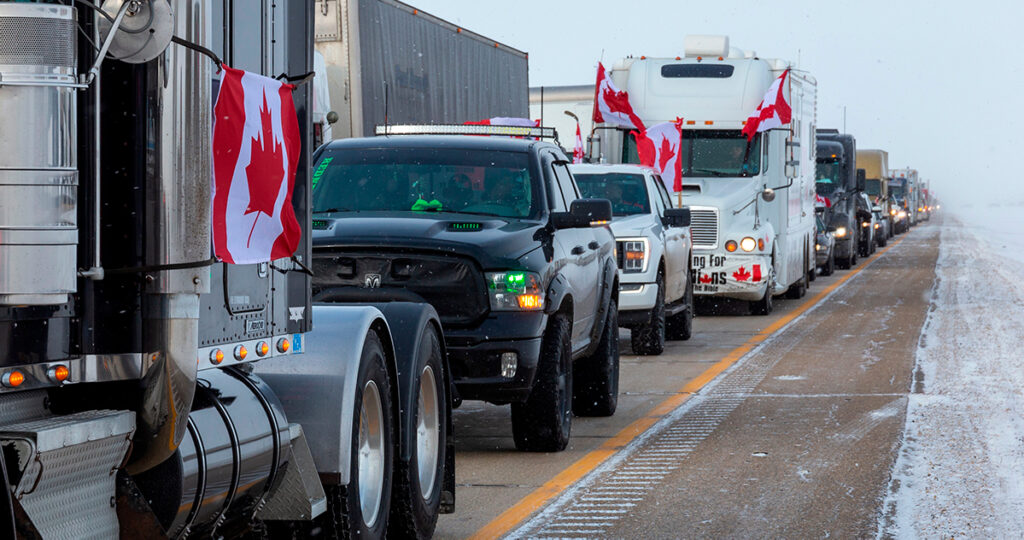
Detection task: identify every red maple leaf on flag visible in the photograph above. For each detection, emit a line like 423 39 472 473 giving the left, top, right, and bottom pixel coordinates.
657 136 676 172
733 266 751 282
699 274 713 284
244 91 286 247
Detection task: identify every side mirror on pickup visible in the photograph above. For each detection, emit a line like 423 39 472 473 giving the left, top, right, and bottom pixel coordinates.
663 207 691 228
552 198 613 229
856 169 867 192
872 205 882 213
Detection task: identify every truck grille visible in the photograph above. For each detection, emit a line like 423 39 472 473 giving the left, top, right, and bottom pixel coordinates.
311 249 488 328
689 207 719 248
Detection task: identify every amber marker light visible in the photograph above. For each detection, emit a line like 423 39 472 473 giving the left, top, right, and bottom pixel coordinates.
47 365 69 383
725 240 738 252
210 349 224 365
257 341 270 357
234 345 248 361
517 294 543 310
277 338 291 353
3 370 25 388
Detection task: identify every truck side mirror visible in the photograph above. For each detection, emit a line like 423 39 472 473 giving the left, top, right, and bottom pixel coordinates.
552 198 612 229
762 188 776 202
856 169 866 192
663 207 691 228
326 111 339 124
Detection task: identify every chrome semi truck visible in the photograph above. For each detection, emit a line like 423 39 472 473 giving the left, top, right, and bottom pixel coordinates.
0 1 451 538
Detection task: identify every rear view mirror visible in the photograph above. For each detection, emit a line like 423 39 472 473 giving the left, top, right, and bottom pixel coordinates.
552 198 613 229
326 111 339 124
761 188 776 202
663 207 691 228
856 169 866 192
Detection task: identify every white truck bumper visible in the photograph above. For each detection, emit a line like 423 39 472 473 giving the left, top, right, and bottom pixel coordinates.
692 251 771 302
618 281 659 312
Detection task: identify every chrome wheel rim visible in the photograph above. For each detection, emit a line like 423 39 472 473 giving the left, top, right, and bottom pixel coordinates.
416 365 440 500
358 380 385 527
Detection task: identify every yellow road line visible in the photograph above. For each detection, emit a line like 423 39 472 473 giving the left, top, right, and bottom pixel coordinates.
468 238 904 540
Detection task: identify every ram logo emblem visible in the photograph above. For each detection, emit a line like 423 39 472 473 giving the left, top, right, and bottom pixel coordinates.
364 273 382 289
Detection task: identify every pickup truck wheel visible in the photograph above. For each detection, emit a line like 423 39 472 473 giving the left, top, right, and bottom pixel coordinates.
389 327 446 539
573 298 620 417
666 277 693 341
822 252 835 276
512 314 572 452
630 275 666 355
320 331 394 539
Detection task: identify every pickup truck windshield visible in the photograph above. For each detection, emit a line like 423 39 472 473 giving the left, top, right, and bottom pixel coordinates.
574 173 651 216
815 160 842 196
312 148 536 218
623 130 761 177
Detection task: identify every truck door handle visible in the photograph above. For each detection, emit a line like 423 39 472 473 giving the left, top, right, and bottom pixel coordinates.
588 241 600 250
571 246 585 255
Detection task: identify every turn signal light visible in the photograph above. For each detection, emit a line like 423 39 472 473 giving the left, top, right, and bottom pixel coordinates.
725 240 738 252
47 365 69 383
257 341 270 357
517 294 543 309
758 238 766 251
277 338 291 353
2 370 25 388
234 345 248 361
210 349 224 365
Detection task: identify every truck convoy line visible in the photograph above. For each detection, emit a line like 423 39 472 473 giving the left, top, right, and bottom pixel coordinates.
0 2 937 534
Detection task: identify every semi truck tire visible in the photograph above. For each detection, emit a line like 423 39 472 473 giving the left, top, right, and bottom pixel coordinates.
750 283 773 315
630 274 666 355
512 314 572 452
389 327 447 539
574 299 620 417
786 253 809 299
323 331 394 539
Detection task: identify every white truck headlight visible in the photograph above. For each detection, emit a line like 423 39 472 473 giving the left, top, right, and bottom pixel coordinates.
834 226 848 238
740 237 757 252
486 271 544 311
621 239 647 273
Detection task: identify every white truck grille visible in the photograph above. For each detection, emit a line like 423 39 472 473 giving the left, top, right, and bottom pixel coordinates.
689 207 719 248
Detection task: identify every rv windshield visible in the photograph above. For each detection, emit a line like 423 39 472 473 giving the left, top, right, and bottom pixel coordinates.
815 160 842 196
865 179 882 197
311 148 537 219
574 173 650 216
623 130 761 178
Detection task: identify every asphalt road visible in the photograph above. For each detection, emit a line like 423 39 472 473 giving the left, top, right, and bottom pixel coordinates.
436 222 938 539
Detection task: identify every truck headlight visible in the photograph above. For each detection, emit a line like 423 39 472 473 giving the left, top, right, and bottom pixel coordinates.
740 237 757 252
898 210 907 219
834 226 848 238
621 239 647 273
486 271 544 311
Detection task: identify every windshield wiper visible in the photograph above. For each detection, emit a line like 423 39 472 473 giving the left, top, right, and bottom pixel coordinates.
689 168 733 177
313 207 350 213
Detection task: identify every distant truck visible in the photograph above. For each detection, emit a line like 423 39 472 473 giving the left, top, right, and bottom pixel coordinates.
888 169 916 232
313 0 529 140
815 130 862 268
596 35 818 315
856 149 894 239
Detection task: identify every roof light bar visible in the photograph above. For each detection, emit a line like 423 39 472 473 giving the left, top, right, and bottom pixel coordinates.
375 124 558 139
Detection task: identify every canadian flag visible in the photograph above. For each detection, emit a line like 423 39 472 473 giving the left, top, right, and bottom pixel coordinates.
212 66 302 265
741 68 792 141
573 122 585 163
592 62 645 131
465 117 540 127
632 119 684 192
815 193 832 208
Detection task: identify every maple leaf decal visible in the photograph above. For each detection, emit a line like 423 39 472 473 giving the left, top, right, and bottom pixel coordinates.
733 266 751 282
244 91 286 247
699 274 712 284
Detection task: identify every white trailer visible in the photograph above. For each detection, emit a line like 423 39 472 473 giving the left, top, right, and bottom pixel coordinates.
595 36 817 314
530 85 595 155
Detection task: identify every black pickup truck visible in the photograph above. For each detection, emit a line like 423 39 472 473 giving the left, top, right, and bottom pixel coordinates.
309 132 619 451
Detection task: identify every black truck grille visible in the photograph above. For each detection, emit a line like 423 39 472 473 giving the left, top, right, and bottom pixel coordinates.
311 249 488 327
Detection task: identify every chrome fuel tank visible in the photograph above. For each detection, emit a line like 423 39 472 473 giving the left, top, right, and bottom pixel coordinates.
0 3 78 306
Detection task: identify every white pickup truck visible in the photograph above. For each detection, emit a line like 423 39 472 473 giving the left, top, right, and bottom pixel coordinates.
571 164 695 355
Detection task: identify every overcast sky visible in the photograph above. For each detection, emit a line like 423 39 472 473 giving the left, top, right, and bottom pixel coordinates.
412 0 1023 205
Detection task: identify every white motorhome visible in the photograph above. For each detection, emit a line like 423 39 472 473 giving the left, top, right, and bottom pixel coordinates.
594 36 818 314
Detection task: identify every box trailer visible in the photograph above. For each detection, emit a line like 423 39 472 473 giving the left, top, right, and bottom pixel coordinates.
314 0 529 140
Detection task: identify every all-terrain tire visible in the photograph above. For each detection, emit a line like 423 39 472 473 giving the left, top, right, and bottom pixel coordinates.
512 314 572 452
630 275 666 355
573 299 620 417
388 326 447 539
665 276 693 341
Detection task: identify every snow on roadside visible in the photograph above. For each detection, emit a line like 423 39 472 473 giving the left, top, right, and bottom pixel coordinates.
879 212 1024 538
